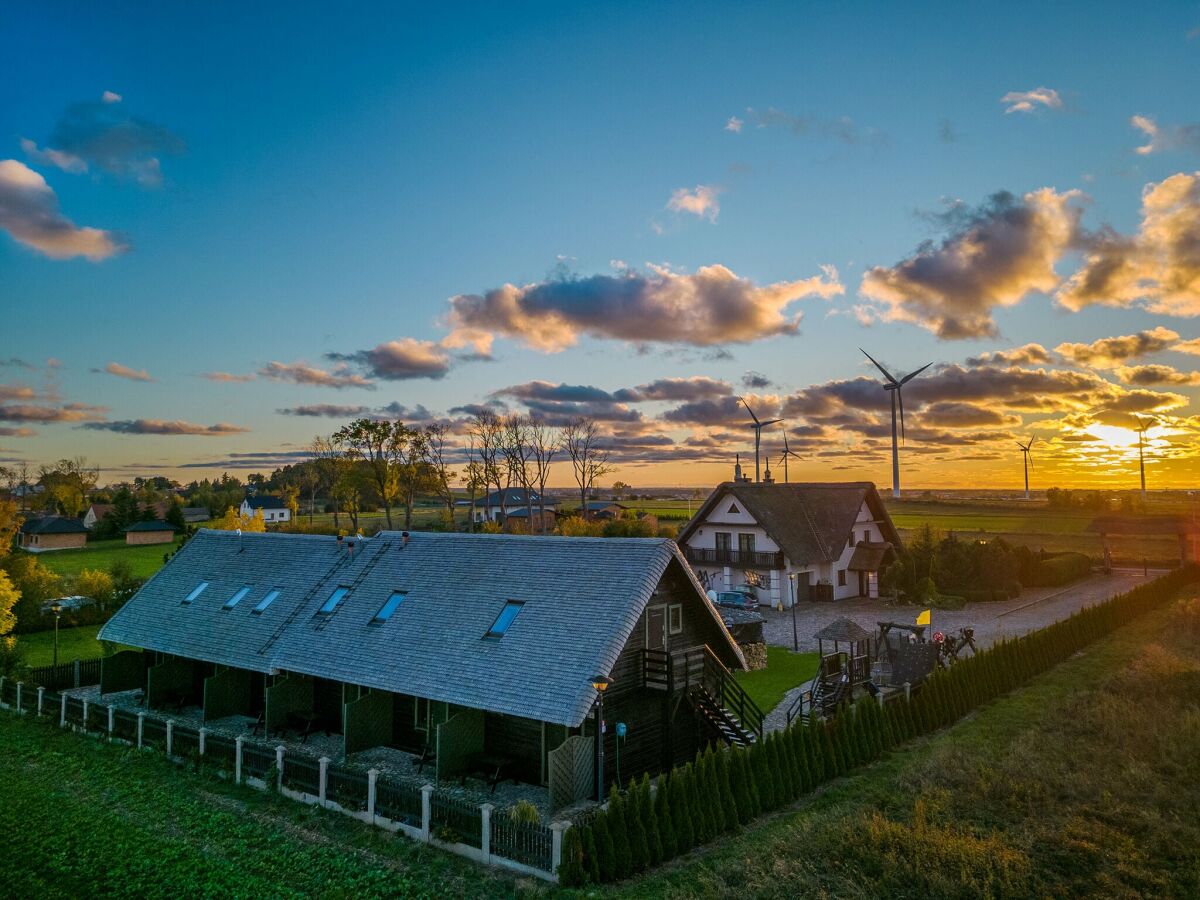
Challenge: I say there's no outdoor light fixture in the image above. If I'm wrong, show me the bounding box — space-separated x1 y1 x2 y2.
51 601 63 673
591 674 613 800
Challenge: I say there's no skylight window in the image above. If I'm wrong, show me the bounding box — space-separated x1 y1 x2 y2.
318 586 350 615
252 589 280 614
223 586 251 609
485 600 524 638
372 591 407 623
182 581 210 605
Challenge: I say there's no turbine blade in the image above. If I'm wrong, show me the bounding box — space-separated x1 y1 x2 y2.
761 418 782 427
899 361 933 385
739 396 761 425
860 348 897 384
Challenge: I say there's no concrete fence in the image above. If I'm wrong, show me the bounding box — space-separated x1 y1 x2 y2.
0 680 565 882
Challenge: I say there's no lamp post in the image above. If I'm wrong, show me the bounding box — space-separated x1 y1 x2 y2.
590 674 612 800
789 574 799 652
51 601 63 679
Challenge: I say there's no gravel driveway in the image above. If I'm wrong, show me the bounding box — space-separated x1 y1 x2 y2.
760 568 1166 653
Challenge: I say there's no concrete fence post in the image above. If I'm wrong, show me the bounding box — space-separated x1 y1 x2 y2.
551 821 569 877
15 681 22 715
137 711 145 748
107 704 115 736
903 681 912 701
420 784 434 842
198 727 207 756
235 736 244 785
318 757 330 806
165 719 174 756
275 745 286 792
73 659 81 689
480 803 493 864
37 686 45 717
0 675 5 707
60 693 68 728
366 768 379 820
877 691 886 708
81 698 89 729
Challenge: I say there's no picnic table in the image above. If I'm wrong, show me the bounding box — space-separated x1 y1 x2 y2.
460 753 516 794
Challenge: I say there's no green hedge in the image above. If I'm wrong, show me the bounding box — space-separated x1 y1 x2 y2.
559 565 1200 886
1023 552 1092 587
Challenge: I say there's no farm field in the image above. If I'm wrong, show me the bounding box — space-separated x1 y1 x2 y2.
600 585 1200 898
32 539 180 580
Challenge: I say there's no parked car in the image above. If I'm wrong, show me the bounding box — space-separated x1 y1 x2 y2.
712 591 756 610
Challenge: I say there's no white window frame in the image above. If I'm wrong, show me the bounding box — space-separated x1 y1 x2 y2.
668 603 683 635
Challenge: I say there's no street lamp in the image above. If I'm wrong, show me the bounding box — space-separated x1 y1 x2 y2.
50 601 63 679
788 574 799 652
590 674 613 799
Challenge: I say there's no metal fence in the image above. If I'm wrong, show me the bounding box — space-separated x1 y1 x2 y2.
22 659 103 691
492 815 554 870
87 703 108 732
173 725 201 758
326 766 368 811
374 778 422 826
19 686 40 714
241 743 275 780
113 708 139 742
430 792 483 848
281 753 321 795
203 734 237 772
0 680 15 705
64 696 85 728
142 717 168 750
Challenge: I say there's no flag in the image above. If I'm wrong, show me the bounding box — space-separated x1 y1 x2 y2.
916 609 931 626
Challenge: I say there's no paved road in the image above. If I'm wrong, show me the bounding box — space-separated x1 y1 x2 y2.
760 568 1166 653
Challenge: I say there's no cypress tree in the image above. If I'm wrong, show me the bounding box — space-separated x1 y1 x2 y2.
745 749 763 818
641 774 663 866
655 771 676 860
671 766 695 851
558 826 587 887
607 786 632 880
714 748 737 833
627 779 650 873
819 721 840 778
582 824 601 884
592 813 616 883
730 748 753 825
793 725 813 793
778 731 798 801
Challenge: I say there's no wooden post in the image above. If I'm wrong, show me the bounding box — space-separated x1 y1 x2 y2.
318 757 330 806
420 784 434 842
480 803 493 864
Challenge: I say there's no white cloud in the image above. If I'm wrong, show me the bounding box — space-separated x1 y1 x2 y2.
101 90 122 104
1130 114 1200 156
725 116 743 133
0 159 125 260
19 138 87 174
667 184 722 222
1000 87 1062 114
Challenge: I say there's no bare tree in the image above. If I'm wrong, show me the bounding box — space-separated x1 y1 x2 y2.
469 410 504 524
564 417 614 521
311 436 344 529
500 414 536 532
528 418 561 535
422 422 457 526
463 433 486 533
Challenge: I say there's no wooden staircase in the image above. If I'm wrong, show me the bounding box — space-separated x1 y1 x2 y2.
785 675 848 726
688 685 757 746
644 645 763 747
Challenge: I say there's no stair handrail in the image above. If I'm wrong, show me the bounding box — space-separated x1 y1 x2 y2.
701 645 763 740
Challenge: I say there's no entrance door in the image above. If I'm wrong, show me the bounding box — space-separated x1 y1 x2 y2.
646 606 667 651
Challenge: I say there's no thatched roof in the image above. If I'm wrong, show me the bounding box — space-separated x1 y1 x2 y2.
813 617 873 643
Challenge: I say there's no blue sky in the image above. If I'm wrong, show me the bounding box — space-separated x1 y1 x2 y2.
3 2 1200 488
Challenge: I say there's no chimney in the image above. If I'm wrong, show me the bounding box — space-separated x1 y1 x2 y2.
401 531 410 549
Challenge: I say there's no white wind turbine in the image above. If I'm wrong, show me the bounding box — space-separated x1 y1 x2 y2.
777 426 802 484
738 397 781 484
861 349 933 499
1016 436 1037 500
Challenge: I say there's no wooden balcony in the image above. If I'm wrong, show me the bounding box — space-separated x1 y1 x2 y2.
682 545 784 569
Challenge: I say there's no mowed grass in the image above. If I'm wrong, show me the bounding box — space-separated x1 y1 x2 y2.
0 716 537 899
732 647 819 714
18 624 134 666
32 539 180 580
598 587 1200 898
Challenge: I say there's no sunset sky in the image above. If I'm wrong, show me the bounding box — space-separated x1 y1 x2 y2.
3 2 1200 490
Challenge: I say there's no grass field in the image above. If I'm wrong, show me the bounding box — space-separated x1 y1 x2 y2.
33 539 180 580
599 586 1200 898
732 647 819 714
17 624 127 666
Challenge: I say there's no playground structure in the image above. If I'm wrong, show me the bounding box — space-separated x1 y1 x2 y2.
787 617 977 724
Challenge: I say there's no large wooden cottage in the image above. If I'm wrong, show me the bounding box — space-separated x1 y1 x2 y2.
676 482 901 606
98 530 756 801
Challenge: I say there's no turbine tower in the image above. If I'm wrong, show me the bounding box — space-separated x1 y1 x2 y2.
861 349 933 499
777 426 802 484
1135 416 1153 499
1016 437 1037 500
738 397 781 484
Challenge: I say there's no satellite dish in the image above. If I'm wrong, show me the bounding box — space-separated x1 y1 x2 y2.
236 528 242 537
706 589 718 602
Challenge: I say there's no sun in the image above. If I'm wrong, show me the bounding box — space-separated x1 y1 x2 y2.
1086 424 1142 447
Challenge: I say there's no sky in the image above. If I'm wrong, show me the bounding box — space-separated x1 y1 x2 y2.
3 1 1200 490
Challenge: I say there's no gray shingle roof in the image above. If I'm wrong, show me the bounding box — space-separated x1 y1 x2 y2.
677 482 901 566
124 520 177 532
20 516 88 535
481 488 557 507
99 529 740 727
242 495 286 509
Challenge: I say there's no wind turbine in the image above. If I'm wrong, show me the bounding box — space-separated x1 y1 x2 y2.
777 426 802 484
1134 416 1154 499
738 397 781 484
1016 437 1037 500
860 349 933 499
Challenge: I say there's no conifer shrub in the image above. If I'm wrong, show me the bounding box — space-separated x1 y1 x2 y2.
582 825 600 884
592 813 616 882
606 786 632 880
626 778 650 873
558 826 587 887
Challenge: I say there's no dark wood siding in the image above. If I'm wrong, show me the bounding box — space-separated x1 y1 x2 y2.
484 712 543 784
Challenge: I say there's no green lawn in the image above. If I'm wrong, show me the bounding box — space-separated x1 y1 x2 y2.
598 587 1200 898
18 624 131 666
32 539 180 580
732 647 819 714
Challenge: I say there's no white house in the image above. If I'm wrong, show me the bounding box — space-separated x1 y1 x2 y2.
239 495 291 524
675 481 901 607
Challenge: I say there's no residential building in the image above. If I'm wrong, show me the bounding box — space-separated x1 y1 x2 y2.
124 520 178 545
239 495 291 524
98 530 757 798
471 488 558 525
676 481 901 606
18 516 88 552
579 501 627 520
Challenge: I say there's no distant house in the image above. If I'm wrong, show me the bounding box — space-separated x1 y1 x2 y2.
83 503 114 529
239 495 291 524
676 481 901 606
19 516 88 552
472 488 557 525
99 530 755 798
124 520 178 546
580 501 627 520
181 507 210 524
499 507 559 533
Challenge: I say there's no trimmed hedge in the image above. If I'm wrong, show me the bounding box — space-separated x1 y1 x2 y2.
1023 551 1092 587
561 565 1200 886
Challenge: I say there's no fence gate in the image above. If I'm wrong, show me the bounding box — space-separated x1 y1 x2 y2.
548 735 594 811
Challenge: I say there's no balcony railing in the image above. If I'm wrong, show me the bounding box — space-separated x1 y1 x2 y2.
682 546 784 569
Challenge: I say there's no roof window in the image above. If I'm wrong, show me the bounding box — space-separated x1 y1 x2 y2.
318 586 350 615
182 581 209 605
252 589 281 614
223 586 251 609
485 600 524 638
372 591 407 623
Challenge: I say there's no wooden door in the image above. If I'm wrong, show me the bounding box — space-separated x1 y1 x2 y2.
646 606 667 651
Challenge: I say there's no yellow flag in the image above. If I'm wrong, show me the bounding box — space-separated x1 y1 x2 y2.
916 609 931 627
